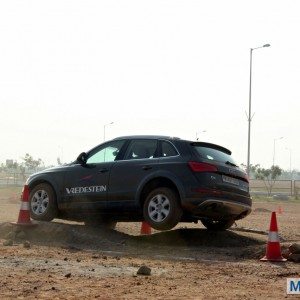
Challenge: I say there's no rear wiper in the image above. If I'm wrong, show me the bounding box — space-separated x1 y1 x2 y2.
225 161 238 167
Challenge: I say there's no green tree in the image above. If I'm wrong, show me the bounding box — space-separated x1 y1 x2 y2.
254 165 283 196
22 153 43 171
0 162 6 172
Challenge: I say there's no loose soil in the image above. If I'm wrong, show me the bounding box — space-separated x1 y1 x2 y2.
0 187 299 299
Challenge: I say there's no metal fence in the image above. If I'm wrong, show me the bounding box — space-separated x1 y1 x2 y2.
0 172 31 187
294 180 300 197
0 172 299 197
250 179 295 196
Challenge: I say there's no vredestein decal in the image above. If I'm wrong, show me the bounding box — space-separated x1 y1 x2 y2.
66 186 107 194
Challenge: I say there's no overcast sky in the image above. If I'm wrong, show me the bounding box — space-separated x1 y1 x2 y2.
0 1 299 170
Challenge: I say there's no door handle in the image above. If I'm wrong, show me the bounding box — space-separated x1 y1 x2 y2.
142 165 152 171
98 168 109 173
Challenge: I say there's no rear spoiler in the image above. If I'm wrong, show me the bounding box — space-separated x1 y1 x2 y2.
190 142 232 155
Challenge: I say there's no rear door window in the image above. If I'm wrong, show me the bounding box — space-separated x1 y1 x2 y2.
161 141 178 157
124 140 158 160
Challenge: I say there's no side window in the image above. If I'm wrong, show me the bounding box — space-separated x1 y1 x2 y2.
86 140 125 164
124 140 158 160
161 141 178 157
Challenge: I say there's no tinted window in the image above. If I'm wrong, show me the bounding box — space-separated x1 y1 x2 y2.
87 140 125 164
193 145 237 165
161 141 178 157
124 140 158 160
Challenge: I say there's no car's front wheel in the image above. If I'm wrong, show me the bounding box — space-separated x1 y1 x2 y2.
201 219 235 231
143 187 182 231
29 183 58 221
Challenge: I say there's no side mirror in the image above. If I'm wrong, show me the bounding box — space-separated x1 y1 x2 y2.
76 152 87 165
112 150 119 157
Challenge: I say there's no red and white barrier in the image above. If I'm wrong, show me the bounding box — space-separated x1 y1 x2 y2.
260 212 286 262
11 185 37 227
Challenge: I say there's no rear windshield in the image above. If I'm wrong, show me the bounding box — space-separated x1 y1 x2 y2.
192 145 237 165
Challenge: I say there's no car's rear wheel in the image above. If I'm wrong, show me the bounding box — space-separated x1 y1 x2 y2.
201 219 235 231
29 183 58 221
143 187 182 231
84 220 117 230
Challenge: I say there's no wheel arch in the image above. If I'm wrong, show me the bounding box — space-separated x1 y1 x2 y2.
136 172 185 207
28 177 60 205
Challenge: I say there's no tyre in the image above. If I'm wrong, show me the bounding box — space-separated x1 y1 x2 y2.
201 219 235 231
143 187 182 231
29 183 58 221
84 220 117 230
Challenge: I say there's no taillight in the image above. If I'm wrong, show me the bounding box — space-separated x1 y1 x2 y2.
188 161 218 172
21 185 30 201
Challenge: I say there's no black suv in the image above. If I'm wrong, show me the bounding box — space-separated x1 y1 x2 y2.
26 135 251 231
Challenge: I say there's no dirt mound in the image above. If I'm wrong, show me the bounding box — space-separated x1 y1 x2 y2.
0 222 129 250
0 221 264 252
135 228 264 248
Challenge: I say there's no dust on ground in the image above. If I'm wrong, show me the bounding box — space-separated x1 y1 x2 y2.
0 187 299 299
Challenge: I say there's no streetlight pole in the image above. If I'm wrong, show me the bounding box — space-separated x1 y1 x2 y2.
103 122 114 142
246 43 270 176
272 136 283 167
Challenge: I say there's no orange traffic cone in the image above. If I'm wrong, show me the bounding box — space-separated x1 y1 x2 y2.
140 221 151 235
11 185 37 227
260 212 286 262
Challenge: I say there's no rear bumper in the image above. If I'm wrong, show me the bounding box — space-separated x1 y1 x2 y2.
182 192 252 220
195 199 251 220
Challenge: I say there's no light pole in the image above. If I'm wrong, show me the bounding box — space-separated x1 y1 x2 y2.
196 130 206 141
272 136 283 167
246 43 270 176
285 147 292 179
103 122 114 142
